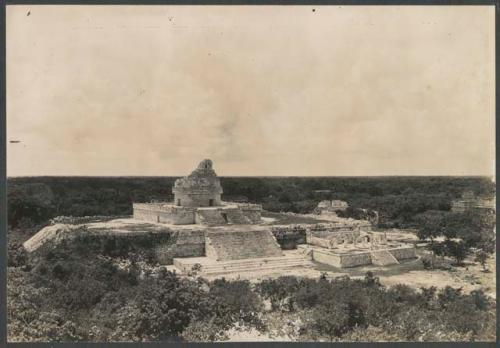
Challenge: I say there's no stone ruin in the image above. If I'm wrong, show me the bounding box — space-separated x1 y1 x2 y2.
314 200 349 215
298 224 416 268
23 158 417 276
133 159 262 226
306 226 388 250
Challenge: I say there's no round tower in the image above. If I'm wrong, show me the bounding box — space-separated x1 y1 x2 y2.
172 159 223 207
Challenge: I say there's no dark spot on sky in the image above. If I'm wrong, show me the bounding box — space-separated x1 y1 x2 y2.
312 9 316 12
27 11 30 16
10 140 21 143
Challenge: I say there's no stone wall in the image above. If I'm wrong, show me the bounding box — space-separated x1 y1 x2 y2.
133 203 196 225
306 235 332 249
270 226 307 249
239 206 262 224
25 221 207 265
338 252 373 267
310 248 343 267
389 246 417 260
306 246 415 268
309 249 373 268
50 215 128 225
173 191 222 208
133 203 261 226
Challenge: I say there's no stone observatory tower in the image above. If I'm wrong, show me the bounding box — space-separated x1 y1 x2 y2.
172 159 223 207
133 159 261 225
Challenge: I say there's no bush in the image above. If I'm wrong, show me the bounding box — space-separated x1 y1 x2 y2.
308 300 351 340
444 240 469 265
205 279 264 330
181 317 228 342
7 242 28 268
474 250 489 272
256 276 300 311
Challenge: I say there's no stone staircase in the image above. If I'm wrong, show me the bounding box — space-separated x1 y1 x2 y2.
173 253 314 275
370 250 399 266
224 210 252 225
205 229 283 261
196 209 227 226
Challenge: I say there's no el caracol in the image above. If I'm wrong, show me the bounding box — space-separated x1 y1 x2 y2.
23 159 417 277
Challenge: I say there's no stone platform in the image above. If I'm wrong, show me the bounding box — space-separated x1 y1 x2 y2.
133 202 262 226
172 250 314 276
298 243 417 268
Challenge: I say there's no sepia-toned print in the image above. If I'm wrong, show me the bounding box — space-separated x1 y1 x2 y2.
6 5 496 343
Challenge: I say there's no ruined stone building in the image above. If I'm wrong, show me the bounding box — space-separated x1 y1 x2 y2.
23 159 417 276
133 159 262 225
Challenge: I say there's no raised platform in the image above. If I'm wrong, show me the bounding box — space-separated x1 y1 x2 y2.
298 244 417 268
173 250 314 276
133 202 262 226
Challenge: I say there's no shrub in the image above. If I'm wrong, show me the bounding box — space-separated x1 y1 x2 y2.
308 300 351 340
474 250 489 272
7 242 28 267
256 276 300 311
206 279 264 329
444 240 469 265
109 270 205 341
181 317 228 342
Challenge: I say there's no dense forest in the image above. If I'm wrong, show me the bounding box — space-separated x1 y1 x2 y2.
7 175 495 229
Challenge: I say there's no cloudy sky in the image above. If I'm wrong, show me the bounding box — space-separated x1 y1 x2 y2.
7 5 495 176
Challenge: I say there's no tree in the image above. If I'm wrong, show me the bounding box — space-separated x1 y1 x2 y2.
414 211 448 268
206 279 264 329
474 250 489 272
363 271 381 288
310 300 351 340
444 240 468 266
429 242 446 260
256 276 300 311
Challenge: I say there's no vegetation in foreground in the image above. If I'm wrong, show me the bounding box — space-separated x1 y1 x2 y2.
7 233 496 342
7 176 496 342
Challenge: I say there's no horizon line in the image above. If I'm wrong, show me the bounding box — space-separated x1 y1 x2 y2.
7 174 495 179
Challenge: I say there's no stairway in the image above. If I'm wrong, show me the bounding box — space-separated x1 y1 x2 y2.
370 250 399 266
196 209 227 226
224 210 252 225
174 253 314 275
205 229 283 260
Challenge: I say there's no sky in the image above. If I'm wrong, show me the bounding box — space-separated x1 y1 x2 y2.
7 5 495 177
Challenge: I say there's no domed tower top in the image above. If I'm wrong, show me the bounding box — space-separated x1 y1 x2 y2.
197 159 213 170
172 159 223 207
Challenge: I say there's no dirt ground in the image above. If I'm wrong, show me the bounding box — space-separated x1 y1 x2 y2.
313 248 496 298
190 247 495 301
